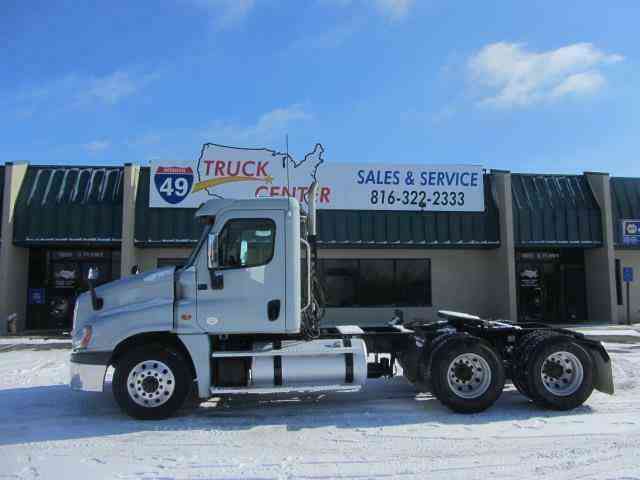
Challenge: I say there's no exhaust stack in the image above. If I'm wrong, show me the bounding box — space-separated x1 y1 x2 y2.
307 181 318 237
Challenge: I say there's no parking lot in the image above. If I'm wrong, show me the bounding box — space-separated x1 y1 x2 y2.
1 340 639 480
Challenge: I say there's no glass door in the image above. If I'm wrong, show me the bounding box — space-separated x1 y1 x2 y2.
517 250 588 324
517 262 544 322
561 265 587 322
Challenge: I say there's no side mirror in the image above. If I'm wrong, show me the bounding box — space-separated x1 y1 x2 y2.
130 265 140 275
87 267 99 282
207 233 219 270
86 267 103 311
207 233 224 290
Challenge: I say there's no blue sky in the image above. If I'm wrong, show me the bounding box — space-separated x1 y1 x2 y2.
2 0 639 175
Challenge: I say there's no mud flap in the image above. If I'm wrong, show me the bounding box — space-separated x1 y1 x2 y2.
585 344 614 395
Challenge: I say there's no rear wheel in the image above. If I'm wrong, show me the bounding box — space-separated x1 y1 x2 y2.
525 339 594 410
429 337 505 413
512 330 556 400
113 346 192 420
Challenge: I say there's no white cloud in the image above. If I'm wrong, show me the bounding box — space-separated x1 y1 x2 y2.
9 69 157 114
549 71 605 98
318 0 414 21
204 104 312 143
468 42 623 108
304 22 361 50
189 0 255 29
130 132 163 146
83 140 111 153
286 15 363 53
253 105 311 134
80 71 156 105
374 0 414 20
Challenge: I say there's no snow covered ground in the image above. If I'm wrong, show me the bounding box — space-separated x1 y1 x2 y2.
0 342 639 480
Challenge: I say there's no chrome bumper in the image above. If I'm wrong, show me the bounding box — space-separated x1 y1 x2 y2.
70 360 107 392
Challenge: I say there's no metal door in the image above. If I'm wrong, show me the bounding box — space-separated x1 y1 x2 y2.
195 209 286 334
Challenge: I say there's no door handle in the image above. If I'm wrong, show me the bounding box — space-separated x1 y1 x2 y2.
267 299 281 321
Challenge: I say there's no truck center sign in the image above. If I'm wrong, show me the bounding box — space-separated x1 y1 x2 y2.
149 143 485 212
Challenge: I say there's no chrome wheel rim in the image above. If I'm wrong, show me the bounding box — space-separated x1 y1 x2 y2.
126 360 175 408
447 353 492 399
540 351 584 397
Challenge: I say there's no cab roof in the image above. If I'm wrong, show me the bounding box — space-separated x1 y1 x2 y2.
195 196 298 218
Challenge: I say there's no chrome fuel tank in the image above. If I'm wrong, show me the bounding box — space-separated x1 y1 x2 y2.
250 338 368 389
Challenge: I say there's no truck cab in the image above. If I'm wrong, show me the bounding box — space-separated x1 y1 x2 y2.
180 197 302 335
71 196 366 418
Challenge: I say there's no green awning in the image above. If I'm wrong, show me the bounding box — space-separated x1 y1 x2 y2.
136 170 499 248
13 166 123 245
611 177 640 248
135 167 203 246
512 174 602 247
316 174 500 248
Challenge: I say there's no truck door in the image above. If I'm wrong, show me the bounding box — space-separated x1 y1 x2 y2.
196 210 286 334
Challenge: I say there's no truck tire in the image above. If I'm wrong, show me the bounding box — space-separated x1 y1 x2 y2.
112 345 192 420
523 337 594 411
511 376 532 400
420 331 459 394
512 330 557 400
429 336 505 414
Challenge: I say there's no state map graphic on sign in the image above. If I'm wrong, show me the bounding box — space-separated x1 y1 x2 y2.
194 142 325 202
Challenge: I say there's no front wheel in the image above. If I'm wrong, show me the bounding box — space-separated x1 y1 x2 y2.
430 337 505 413
112 346 192 420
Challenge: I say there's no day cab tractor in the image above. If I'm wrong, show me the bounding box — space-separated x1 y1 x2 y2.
70 185 614 419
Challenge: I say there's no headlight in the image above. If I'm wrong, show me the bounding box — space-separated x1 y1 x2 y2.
79 326 93 349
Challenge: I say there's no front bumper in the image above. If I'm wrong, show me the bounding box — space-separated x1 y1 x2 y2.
69 351 110 392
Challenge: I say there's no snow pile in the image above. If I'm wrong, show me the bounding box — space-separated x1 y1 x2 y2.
0 343 639 479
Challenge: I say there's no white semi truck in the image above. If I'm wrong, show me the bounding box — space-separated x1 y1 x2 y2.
70 186 614 419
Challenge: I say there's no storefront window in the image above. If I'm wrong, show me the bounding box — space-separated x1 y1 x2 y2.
359 260 395 306
395 259 432 306
319 259 431 308
320 260 358 307
27 248 120 331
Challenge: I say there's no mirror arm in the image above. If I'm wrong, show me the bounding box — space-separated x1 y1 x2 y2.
300 239 312 312
89 281 103 311
209 268 224 290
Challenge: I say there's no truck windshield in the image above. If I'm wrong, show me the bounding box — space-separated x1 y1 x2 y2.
179 221 212 270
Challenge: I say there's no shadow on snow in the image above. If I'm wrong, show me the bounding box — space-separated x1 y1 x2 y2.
0 377 595 447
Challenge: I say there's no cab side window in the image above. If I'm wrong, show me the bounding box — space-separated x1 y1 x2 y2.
218 219 276 268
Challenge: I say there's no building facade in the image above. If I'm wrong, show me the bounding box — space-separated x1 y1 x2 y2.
1 162 639 333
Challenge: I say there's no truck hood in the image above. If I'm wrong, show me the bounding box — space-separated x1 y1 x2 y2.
73 267 175 340
95 267 176 310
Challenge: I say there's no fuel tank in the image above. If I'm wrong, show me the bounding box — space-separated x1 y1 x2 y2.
250 338 368 389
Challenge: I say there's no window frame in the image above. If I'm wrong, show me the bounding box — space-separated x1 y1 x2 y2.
157 258 189 269
216 218 277 270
